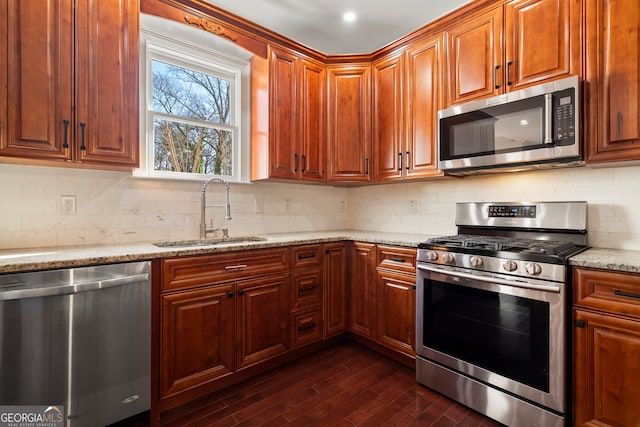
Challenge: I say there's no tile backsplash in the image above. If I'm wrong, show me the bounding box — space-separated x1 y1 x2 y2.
1 163 639 250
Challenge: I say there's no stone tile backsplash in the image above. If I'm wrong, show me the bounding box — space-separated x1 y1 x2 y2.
1 163 639 250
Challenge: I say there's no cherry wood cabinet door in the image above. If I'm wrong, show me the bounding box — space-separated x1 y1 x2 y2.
298 58 326 182
236 274 289 369
268 47 298 179
584 0 640 163
75 0 139 166
405 34 444 179
348 242 377 338
377 271 415 356
327 64 371 182
446 6 502 106
160 284 235 399
2 0 74 160
323 242 348 338
504 0 580 91
372 53 404 182
573 308 640 426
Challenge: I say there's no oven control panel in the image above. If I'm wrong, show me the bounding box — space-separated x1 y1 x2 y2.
488 205 537 218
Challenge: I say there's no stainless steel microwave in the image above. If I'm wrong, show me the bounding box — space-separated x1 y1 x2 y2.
438 75 581 175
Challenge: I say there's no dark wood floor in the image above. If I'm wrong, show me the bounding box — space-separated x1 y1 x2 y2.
134 342 504 426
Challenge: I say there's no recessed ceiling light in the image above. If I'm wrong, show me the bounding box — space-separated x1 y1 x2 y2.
343 11 357 23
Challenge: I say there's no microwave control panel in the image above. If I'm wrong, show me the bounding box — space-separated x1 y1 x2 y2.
553 87 576 145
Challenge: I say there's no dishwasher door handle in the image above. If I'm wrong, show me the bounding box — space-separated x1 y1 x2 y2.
0 273 150 301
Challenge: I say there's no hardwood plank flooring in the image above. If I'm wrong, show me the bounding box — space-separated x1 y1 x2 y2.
127 342 504 427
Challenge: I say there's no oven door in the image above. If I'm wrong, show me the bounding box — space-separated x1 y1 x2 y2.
416 263 566 413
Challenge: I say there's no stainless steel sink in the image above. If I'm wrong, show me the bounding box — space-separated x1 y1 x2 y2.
153 236 267 248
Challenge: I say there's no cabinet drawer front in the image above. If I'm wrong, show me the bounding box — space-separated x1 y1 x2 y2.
290 244 323 269
377 246 417 274
574 268 640 318
162 248 289 292
290 305 322 349
290 268 323 309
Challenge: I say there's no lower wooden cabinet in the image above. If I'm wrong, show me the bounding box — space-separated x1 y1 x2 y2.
348 242 378 338
573 267 640 426
323 242 348 338
160 284 235 398
376 270 416 356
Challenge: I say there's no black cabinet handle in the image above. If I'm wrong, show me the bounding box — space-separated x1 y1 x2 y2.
79 122 86 151
494 65 501 89
575 319 586 328
238 289 245 296
614 290 640 300
298 285 317 293
390 257 405 263
227 291 234 298
507 61 513 86
325 249 330 255
398 152 402 171
298 322 316 332
294 153 298 172
406 151 410 170
301 154 306 173
365 157 369 175
298 253 316 260
62 119 70 148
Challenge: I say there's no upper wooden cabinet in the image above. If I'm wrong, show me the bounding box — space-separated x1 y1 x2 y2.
0 0 139 167
584 0 640 164
372 34 444 182
327 64 372 183
252 46 326 182
446 0 580 106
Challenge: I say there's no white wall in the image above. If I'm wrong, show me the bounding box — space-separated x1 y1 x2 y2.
2 163 640 250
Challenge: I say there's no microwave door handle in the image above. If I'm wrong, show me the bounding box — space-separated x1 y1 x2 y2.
544 93 553 144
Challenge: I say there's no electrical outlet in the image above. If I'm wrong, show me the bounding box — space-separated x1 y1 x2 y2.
408 199 417 214
284 199 292 211
337 199 346 212
61 195 77 214
254 196 264 214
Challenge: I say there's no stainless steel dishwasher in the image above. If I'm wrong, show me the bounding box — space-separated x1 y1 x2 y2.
0 261 150 426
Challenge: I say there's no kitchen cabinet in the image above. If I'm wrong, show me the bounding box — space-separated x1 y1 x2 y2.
348 242 378 338
583 0 640 164
573 267 640 426
376 246 416 357
372 34 444 182
327 64 371 183
289 244 323 349
323 242 348 338
256 46 325 181
159 248 289 410
446 0 580 106
0 0 139 166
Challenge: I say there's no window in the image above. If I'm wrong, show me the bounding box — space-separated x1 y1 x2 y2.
137 14 252 182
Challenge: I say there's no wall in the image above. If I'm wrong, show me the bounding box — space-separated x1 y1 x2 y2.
0 164 348 249
347 164 640 250
2 163 640 250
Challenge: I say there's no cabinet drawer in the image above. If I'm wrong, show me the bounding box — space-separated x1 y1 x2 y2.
290 305 322 349
162 248 289 292
377 245 417 274
290 244 323 269
290 268 323 309
574 268 640 318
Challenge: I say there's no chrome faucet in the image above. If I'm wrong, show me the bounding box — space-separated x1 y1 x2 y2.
200 177 231 240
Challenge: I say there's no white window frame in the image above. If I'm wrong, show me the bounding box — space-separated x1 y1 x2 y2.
136 14 252 183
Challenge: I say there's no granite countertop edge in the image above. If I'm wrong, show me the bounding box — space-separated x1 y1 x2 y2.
0 230 430 274
1 231 639 275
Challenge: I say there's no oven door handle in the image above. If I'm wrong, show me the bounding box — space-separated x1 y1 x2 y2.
417 264 562 293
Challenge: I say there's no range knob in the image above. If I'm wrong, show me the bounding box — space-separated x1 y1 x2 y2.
442 253 455 264
470 256 484 267
503 260 518 272
525 262 542 276
426 251 439 261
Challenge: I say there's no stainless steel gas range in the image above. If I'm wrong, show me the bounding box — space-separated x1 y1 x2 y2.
416 201 588 427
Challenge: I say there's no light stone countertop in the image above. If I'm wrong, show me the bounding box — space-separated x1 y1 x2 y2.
1 230 638 275
568 247 640 274
0 230 431 274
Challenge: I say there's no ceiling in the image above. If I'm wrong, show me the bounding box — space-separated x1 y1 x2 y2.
204 0 473 55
